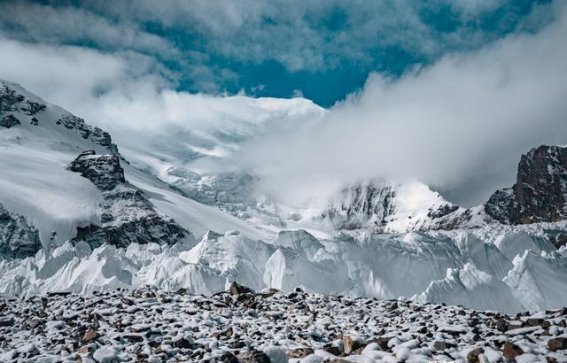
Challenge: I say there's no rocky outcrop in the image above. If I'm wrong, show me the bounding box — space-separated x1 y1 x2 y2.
0 83 118 154
0 204 41 258
486 145 567 224
0 114 20 128
56 115 118 154
0 85 24 113
67 150 125 190
68 151 190 248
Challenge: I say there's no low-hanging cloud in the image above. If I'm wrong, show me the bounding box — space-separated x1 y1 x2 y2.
235 2 567 207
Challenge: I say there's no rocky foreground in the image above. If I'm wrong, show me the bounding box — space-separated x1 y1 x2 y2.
0 285 566 363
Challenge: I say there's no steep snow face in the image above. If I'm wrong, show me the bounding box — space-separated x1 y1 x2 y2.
417 263 526 312
321 180 488 233
505 250 567 311
111 96 326 215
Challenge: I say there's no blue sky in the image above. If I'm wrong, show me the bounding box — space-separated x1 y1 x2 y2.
0 0 554 106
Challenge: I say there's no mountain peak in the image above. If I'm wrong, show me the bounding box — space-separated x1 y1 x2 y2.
486 145 567 224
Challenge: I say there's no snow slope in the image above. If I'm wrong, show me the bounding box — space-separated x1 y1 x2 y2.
0 80 269 249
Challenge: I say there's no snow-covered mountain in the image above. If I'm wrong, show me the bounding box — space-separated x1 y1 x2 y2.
1 80 567 314
0 80 269 252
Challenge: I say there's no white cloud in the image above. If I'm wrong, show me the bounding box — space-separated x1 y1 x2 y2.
0 36 169 112
0 2 176 56
236 2 567 206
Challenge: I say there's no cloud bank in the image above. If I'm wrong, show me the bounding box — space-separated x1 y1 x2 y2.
236 2 567 206
0 0 552 103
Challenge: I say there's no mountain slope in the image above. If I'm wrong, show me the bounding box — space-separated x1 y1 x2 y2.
0 80 269 254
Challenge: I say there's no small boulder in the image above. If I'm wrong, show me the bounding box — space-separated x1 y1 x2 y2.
343 336 365 355
238 350 271 363
93 346 117 363
83 329 98 342
219 351 240 363
467 347 484 363
173 336 193 349
229 281 255 296
287 347 314 358
322 343 342 356
548 337 567 351
502 341 523 360
0 317 14 327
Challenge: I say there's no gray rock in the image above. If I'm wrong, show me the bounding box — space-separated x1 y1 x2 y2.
67 151 125 191
0 203 41 258
68 151 190 249
0 114 20 128
228 281 255 296
486 145 567 224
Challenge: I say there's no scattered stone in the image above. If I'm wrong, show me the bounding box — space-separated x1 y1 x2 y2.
0 317 14 327
83 329 98 342
343 335 365 355
322 343 342 356
173 336 193 349
502 341 524 360
93 346 117 363
467 347 484 363
0 287 564 362
287 347 314 358
548 337 567 351
238 350 271 363
229 281 255 296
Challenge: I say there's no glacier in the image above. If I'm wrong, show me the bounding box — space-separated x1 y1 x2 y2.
1 226 566 314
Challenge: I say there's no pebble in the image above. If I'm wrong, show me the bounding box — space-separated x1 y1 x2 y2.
0 286 565 362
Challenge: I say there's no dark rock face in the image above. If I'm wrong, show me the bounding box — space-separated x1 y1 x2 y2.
0 85 24 113
0 204 41 258
0 114 20 128
21 100 46 116
74 214 187 249
228 281 255 296
486 146 567 224
56 115 118 154
0 84 43 129
68 151 190 248
68 151 125 191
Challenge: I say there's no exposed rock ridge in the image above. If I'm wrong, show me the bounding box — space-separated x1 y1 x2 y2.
0 203 41 258
486 145 567 224
0 83 118 153
68 151 191 248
